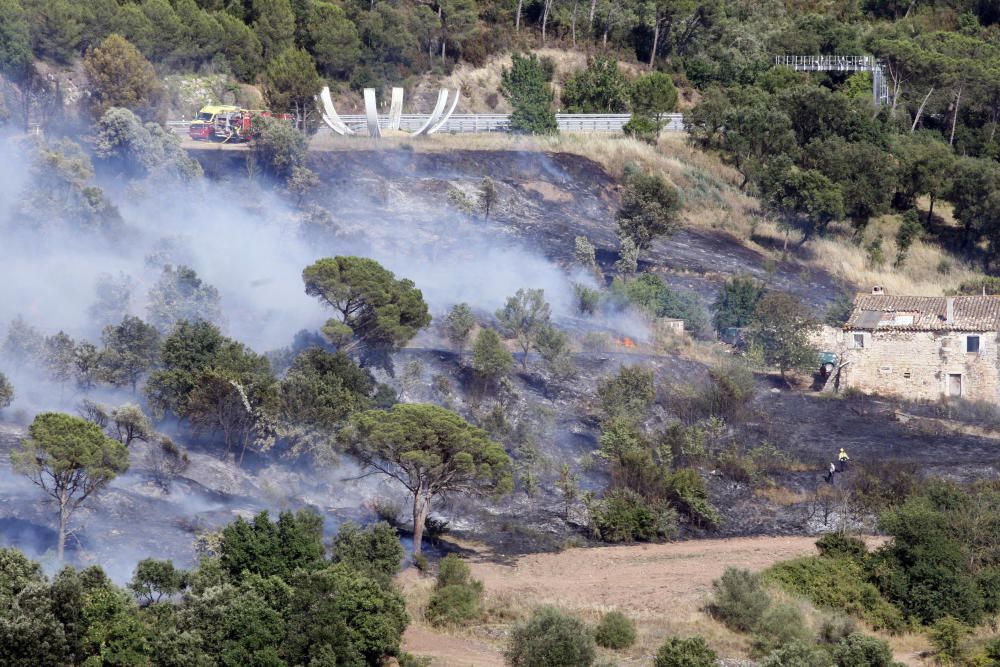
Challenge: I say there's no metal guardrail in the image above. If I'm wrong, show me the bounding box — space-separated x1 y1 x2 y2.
773 55 880 71
167 112 685 136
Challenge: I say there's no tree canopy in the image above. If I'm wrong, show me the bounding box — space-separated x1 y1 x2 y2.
302 257 431 370
500 53 557 135
616 171 683 253
342 403 512 555
11 412 129 559
84 34 161 120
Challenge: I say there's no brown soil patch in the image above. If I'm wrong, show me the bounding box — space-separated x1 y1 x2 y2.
403 625 504 667
400 536 823 665
520 180 573 203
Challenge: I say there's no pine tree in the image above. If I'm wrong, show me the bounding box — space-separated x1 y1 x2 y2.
253 0 295 60
84 34 161 119
307 2 361 77
500 53 558 135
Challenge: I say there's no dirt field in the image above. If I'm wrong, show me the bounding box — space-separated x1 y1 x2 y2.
399 536 826 666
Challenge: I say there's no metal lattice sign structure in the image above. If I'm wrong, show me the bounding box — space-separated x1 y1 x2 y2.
773 56 891 107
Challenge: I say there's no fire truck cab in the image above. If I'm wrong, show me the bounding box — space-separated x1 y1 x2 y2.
189 105 296 142
188 105 242 141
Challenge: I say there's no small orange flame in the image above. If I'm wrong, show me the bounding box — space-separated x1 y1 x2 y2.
619 337 636 348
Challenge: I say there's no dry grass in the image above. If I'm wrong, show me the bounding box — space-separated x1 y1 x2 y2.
755 486 811 505
436 48 647 114
307 129 986 297
885 632 933 666
397 536 825 665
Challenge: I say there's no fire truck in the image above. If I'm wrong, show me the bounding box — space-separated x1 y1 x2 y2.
188 105 294 143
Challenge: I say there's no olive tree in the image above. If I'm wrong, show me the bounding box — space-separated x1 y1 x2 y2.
496 288 551 370
11 412 129 559
111 404 154 448
616 171 682 256
99 315 160 392
746 292 819 381
342 403 512 555
445 303 476 354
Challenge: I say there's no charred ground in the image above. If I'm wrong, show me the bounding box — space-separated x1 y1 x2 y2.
2 142 997 575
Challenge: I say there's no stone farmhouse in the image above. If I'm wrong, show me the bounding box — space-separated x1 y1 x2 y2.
829 289 1000 401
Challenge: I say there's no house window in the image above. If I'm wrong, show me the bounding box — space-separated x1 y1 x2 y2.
853 333 865 349
967 336 980 353
949 374 963 397
903 371 912 379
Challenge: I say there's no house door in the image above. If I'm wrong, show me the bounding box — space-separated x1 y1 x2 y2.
948 373 963 397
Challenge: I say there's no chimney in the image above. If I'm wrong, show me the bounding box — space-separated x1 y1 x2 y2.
946 297 955 325
871 285 884 295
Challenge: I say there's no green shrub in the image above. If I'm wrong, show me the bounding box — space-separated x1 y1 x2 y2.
873 491 985 625
715 444 762 486
653 636 717 667
815 533 867 560
436 554 471 588
698 358 756 420
426 584 483 627
623 114 659 143
608 273 710 338
414 554 429 572
712 275 765 333
708 568 770 632
425 554 483 627
588 488 678 543
500 53 558 135
750 603 813 657
817 611 857 645
976 565 1000 614
594 610 636 649
951 276 1000 295
663 468 720 528
331 521 404 583
398 652 432 667
929 616 970 665
765 556 905 632
983 637 1000 664
505 606 596 667
832 633 896 667
759 641 833 667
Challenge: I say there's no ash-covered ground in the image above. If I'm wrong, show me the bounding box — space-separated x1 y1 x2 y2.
2 145 996 579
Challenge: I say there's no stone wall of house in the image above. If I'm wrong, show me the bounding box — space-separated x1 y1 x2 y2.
837 329 1000 401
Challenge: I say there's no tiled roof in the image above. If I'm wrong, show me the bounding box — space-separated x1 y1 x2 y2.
845 295 1000 332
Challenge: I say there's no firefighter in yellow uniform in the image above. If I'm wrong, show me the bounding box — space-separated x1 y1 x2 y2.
838 448 850 472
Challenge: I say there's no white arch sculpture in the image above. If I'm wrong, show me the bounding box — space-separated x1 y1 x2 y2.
388 87 403 131
363 88 381 139
319 86 460 138
320 86 354 135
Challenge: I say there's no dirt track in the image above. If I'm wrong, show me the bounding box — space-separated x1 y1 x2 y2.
400 536 824 666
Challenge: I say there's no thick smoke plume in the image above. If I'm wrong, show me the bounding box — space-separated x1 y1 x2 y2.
0 130 616 580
